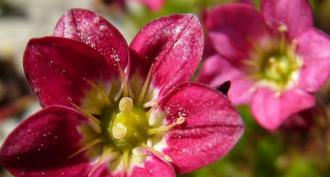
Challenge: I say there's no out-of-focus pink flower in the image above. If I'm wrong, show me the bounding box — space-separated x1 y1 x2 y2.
137 0 165 11
100 0 165 11
199 0 330 130
0 9 243 177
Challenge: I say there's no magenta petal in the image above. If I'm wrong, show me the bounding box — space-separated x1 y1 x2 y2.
24 37 114 107
251 87 315 130
205 4 269 62
89 156 174 177
261 0 313 38
0 106 90 177
197 55 254 105
54 8 129 70
297 29 330 92
160 83 244 174
131 156 175 177
130 14 203 96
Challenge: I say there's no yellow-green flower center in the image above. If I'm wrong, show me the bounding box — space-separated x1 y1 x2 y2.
109 97 149 150
246 29 302 91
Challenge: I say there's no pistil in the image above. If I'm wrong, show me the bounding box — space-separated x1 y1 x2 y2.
119 97 133 112
112 123 128 139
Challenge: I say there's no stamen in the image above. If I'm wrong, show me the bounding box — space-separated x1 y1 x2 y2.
117 64 129 97
89 148 120 175
68 138 103 158
141 144 172 163
148 109 164 126
82 78 111 105
112 123 127 139
137 64 154 106
70 102 102 134
148 116 185 135
248 37 264 55
121 150 130 177
132 147 145 156
278 25 288 53
278 25 288 32
119 97 134 112
143 99 157 109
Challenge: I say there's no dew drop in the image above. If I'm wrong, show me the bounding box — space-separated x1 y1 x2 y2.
33 88 41 93
99 25 107 31
93 16 101 23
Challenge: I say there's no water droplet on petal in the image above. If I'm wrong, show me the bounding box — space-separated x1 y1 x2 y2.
33 88 41 93
99 25 107 31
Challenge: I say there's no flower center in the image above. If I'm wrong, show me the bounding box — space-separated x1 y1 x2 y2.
109 97 149 150
247 29 302 90
70 71 186 176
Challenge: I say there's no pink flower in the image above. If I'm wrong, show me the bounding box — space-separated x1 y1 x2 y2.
102 0 165 11
198 0 330 130
0 9 243 177
137 0 164 11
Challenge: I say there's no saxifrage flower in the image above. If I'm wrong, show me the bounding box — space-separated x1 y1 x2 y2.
103 0 164 11
0 9 244 177
198 0 330 130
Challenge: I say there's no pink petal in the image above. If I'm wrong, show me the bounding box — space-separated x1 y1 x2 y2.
297 29 330 92
54 8 129 70
197 55 254 105
159 83 244 174
130 14 203 96
228 77 254 105
0 106 90 177
23 37 115 108
89 156 174 177
205 3 269 62
251 87 315 131
131 156 175 177
261 0 313 38
203 35 218 59
137 0 165 11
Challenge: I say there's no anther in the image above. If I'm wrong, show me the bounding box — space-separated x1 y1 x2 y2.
278 25 287 32
119 97 133 112
176 115 185 124
112 123 127 139
269 57 276 64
